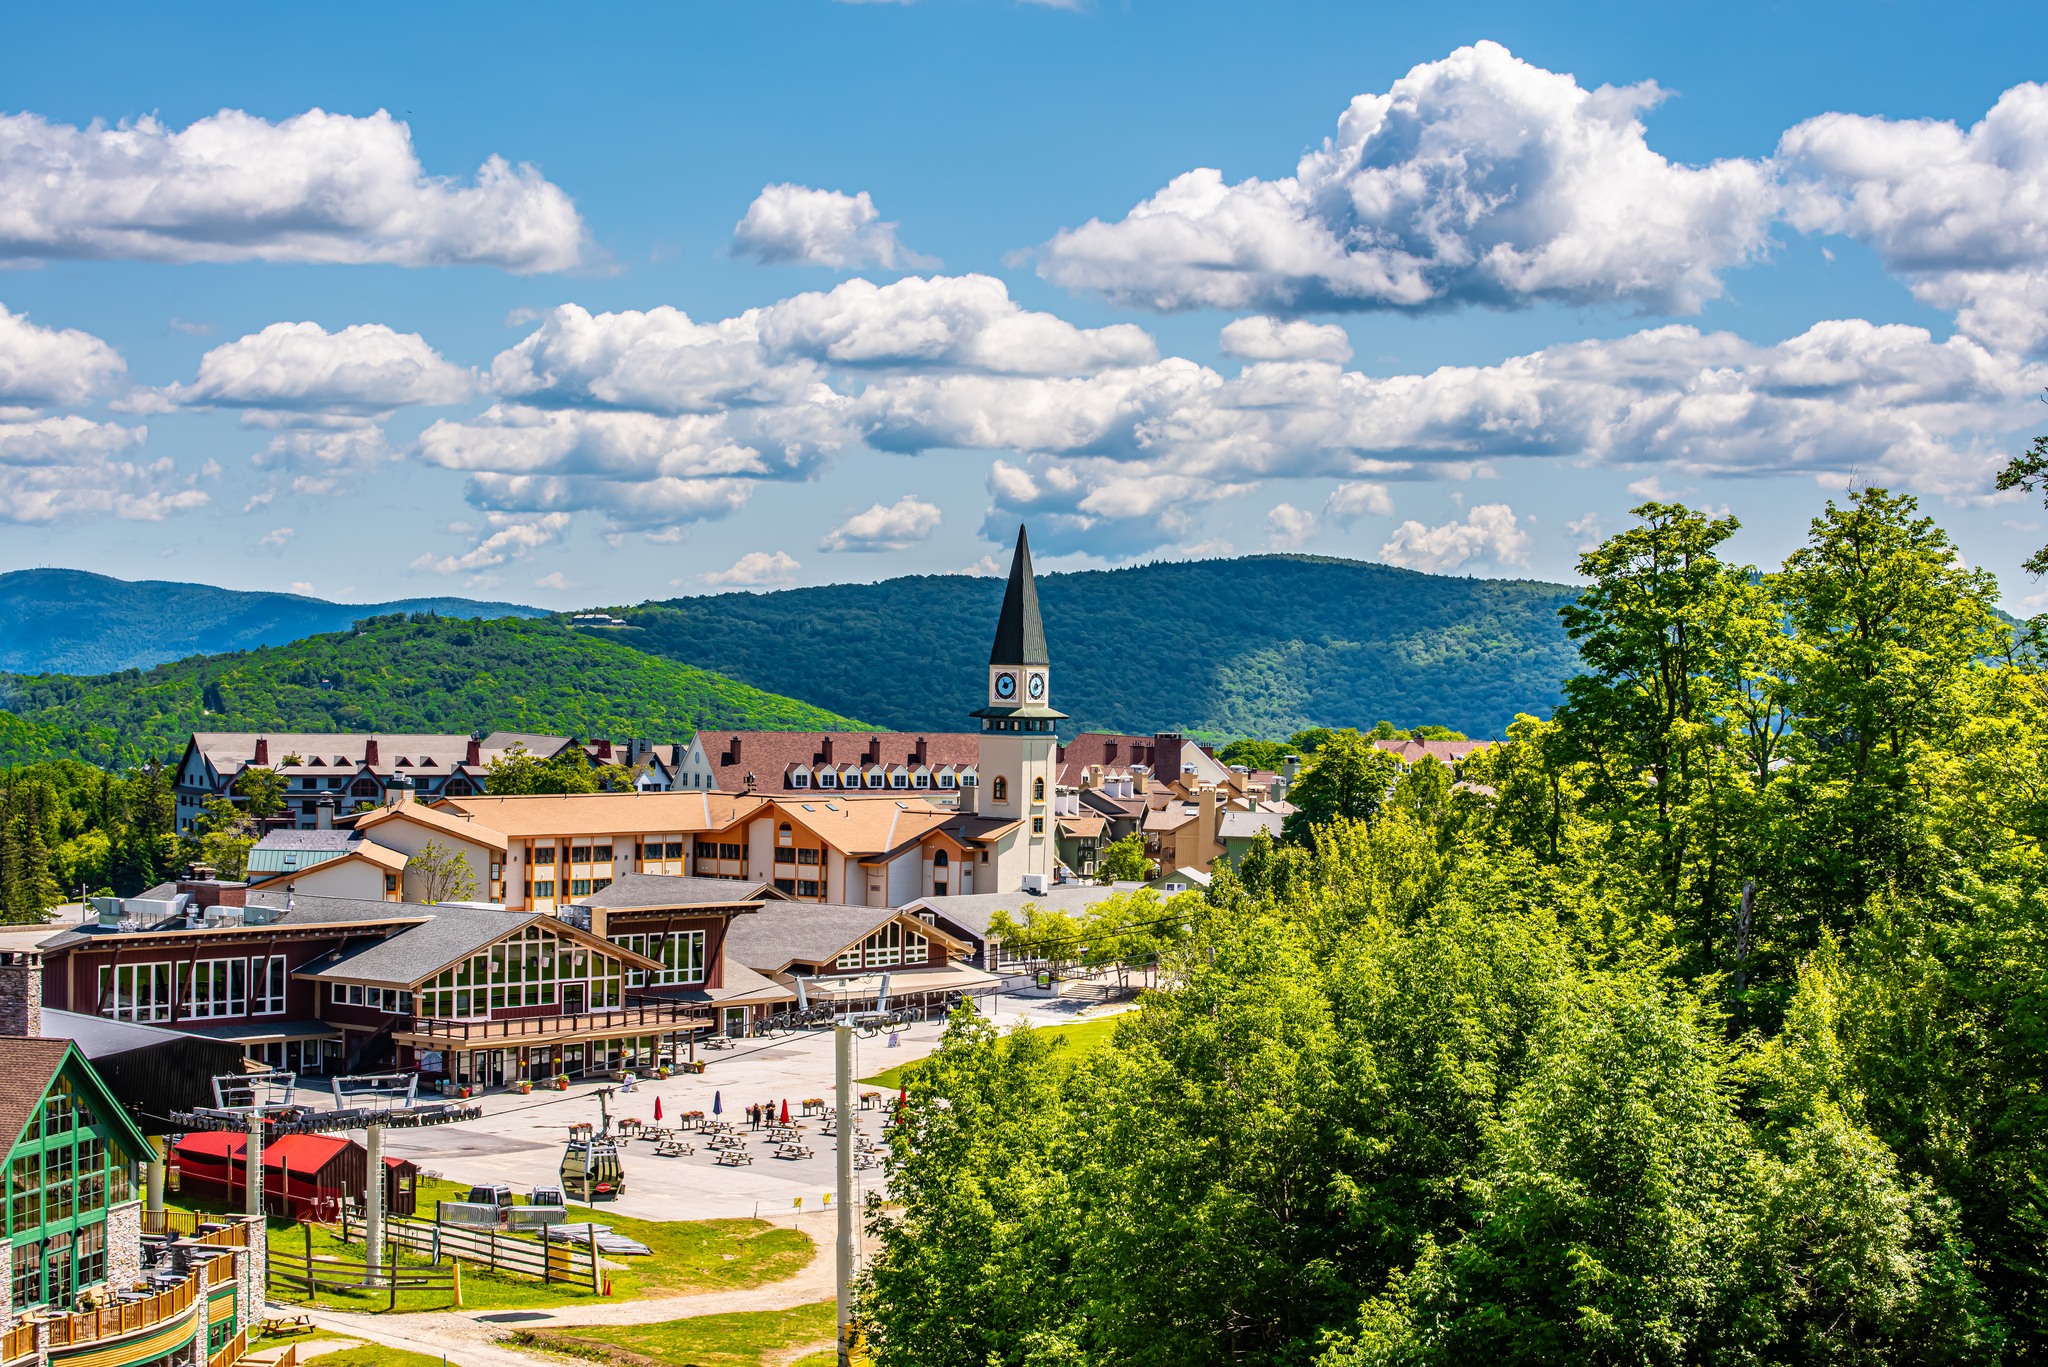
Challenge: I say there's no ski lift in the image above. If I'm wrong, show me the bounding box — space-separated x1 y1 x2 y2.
560 1088 625 1202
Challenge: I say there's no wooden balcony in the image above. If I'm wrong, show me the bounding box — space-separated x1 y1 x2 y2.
396 1000 710 1047
3 1322 36 1364
45 1275 195 1350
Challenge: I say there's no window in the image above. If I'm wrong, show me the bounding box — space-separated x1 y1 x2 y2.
774 847 796 864
664 841 682 859
347 984 365 1006
835 922 929 970
45 1147 73 1222
797 848 820 866
797 880 821 898
534 846 557 865
938 773 956 789
186 958 248 1018
11 1243 35 1309
10 1154 39 1232
384 873 398 894
777 822 793 846
1033 777 1045 802
694 841 718 860
991 777 1008 803
97 962 172 1022
592 844 613 862
253 955 287 1013
533 879 556 898
817 772 836 788
1032 817 1045 834
866 771 883 788
718 843 742 860
593 877 611 892
75 1223 105 1288
933 849 949 867
571 879 594 896
890 772 908 788
775 877 796 894
570 845 592 864
76 1138 106 1211
611 930 705 986
791 771 810 788
915 772 930 789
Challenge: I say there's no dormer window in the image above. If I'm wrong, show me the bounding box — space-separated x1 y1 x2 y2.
914 772 930 789
866 770 883 789
792 770 810 789
819 772 837 789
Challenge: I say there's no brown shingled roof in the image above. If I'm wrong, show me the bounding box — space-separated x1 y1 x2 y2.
702 732 981 795
0 1039 73 1151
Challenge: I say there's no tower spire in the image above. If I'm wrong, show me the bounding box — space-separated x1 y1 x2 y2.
989 525 1049 666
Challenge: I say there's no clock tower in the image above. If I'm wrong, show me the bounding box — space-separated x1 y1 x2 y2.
971 525 1062 890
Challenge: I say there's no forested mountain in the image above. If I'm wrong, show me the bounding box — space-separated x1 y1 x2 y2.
0 614 865 769
0 568 544 674
612 556 1580 739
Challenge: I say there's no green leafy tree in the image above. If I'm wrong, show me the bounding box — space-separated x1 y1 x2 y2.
192 796 256 880
407 838 477 904
1095 832 1151 884
1994 424 2048 579
232 764 287 818
1281 731 1404 846
484 743 602 795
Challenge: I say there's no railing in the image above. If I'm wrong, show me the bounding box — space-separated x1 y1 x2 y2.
2 1322 36 1364
141 1211 253 1250
400 1001 709 1044
207 1325 247 1367
45 1277 195 1348
204 1255 238 1288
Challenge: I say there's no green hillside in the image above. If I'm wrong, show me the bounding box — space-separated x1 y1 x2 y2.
609 556 1581 739
0 568 545 675
0 614 866 769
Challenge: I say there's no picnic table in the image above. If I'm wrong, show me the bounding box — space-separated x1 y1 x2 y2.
707 1134 746 1151
655 1138 694 1157
715 1150 753 1166
261 1315 315 1337
774 1144 814 1160
766 1126 800 1142
855 1152 880 1171
703 1035 737 1050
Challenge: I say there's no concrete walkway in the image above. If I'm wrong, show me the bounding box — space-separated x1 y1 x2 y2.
297 1211 843 1367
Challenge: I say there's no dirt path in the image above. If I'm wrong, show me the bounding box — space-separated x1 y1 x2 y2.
297 1213 843 1367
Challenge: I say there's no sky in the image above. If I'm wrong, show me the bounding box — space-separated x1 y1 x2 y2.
2 0 2046 611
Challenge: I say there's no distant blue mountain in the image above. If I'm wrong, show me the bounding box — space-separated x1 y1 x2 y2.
0 568 546 675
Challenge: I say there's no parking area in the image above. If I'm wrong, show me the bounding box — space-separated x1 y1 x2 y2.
372 990 1122 1221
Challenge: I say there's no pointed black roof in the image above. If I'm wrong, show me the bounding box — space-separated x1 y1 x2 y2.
988 525 1050 666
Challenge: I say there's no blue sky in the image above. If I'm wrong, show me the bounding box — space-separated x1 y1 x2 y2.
2 0 2045 610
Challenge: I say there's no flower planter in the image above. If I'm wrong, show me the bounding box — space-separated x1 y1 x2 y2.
516 1082 533 1095
553 1076 571 1091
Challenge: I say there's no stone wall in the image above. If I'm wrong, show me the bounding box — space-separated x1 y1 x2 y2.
106 1199 143 1293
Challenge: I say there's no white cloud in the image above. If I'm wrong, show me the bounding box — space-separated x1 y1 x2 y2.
0 108 585 271
1264 501 1319 549
0 415 202 524
732 184 933 270
410 512 572 575
1627 475 1678 500
700 550 801 588
1380 503 1531 573
1036 41 1773 315
1568 511 1605 550
158 322 473 424
533 571 575 591
819 495 943 551
1779 81 2048 353
289 581 316 594
0 304 125 407
1324 480 1395 522
255 526 295 553
1219 316 1353 363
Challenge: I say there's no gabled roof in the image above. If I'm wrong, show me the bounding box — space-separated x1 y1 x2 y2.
246 839 408 892
904 882 1145 942
723 903 969 974
1057 815 1107 839
436 791 767 838
988 524 1049 666
353 800 510 852
771 797 959 858
0 1038 151 1159
295 902 660 986
1373 738 1493 765
1217 810 1284 842
182 732 568 780
695 732 981 796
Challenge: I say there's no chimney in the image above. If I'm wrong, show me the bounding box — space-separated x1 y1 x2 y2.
466 737 482 765
866 737 881 765
0 952 41 1039
596 739 613 761
316 798 335 830
386 776 415 807
176 877 247 911
914 737 928 766
1104 740 1118 765
818 736 832 764
364 738 380 767
253 737 269 766
729 736 743 765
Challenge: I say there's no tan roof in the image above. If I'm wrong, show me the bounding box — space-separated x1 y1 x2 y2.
436 791 768 838
1058 815 1107 839
355 800 511 852
247 839 409 891
764 796 958 858
1373 738 1493 765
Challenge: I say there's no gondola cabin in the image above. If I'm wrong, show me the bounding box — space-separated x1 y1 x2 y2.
559 1122 624 1202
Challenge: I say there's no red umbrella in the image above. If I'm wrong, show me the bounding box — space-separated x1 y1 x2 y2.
897 1086 908 1121
779 1099 791 1126
654 1096 664 1123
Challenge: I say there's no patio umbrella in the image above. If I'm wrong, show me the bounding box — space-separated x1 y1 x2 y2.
654 1096 664 1123
713 1090 723 1116
779 1099 791 1126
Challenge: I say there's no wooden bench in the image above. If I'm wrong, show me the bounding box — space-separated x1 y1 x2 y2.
774 1145 813 1160
261 1315 315 1337
715 1150 753 1166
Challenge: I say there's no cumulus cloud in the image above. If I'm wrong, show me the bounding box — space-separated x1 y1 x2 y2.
0 304 125 407
1037 41 1773 315
1779 81 2048 353
1324 480 1395 522
533 571 575 591
256 526 295 553
0 416 203 523
1264 502 1318 549
0 108 585 271
1568 511 1605 550
410 512 572 575
819 495 943 551
700 550 802 588
156 322 474 425
1380 503 1531 573
1219 316 1353 363
732 184 933 270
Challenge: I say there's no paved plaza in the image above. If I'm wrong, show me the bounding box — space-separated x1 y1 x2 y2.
374 989 1125 1221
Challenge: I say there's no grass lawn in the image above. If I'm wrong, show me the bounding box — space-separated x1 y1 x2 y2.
170 1177 811 1312
513 1301 837 1367
859 1015 1124 1089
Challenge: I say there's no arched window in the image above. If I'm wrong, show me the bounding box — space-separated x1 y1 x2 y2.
778 822 793 846
1032 777 1045 802
933 849 949 868
992 776 1008 803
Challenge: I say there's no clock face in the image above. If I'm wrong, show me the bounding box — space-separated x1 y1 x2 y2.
995 671 1017 699
1028 673 1045 700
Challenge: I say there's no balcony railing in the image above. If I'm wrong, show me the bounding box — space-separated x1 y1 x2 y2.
45 1276 196 1349
399 1000 710 1045
3 1322 35 1364
139 1211 251 1249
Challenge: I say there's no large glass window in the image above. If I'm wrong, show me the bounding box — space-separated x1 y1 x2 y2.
252 955 288 1014
836 922 929 970
186 958 248 1018
10 1154 39 1232
75 1223 106 1287
10 1243 35 1308
611 931 705 987
97 962 172 1021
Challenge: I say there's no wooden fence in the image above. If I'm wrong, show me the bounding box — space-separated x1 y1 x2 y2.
45 1276 196 1348
266 1225 459 1311
338 1209 605 1295
208 1325 247 1367
1 1323 35 1364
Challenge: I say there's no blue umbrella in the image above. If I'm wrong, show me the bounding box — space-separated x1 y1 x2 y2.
713 1090 723 1116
